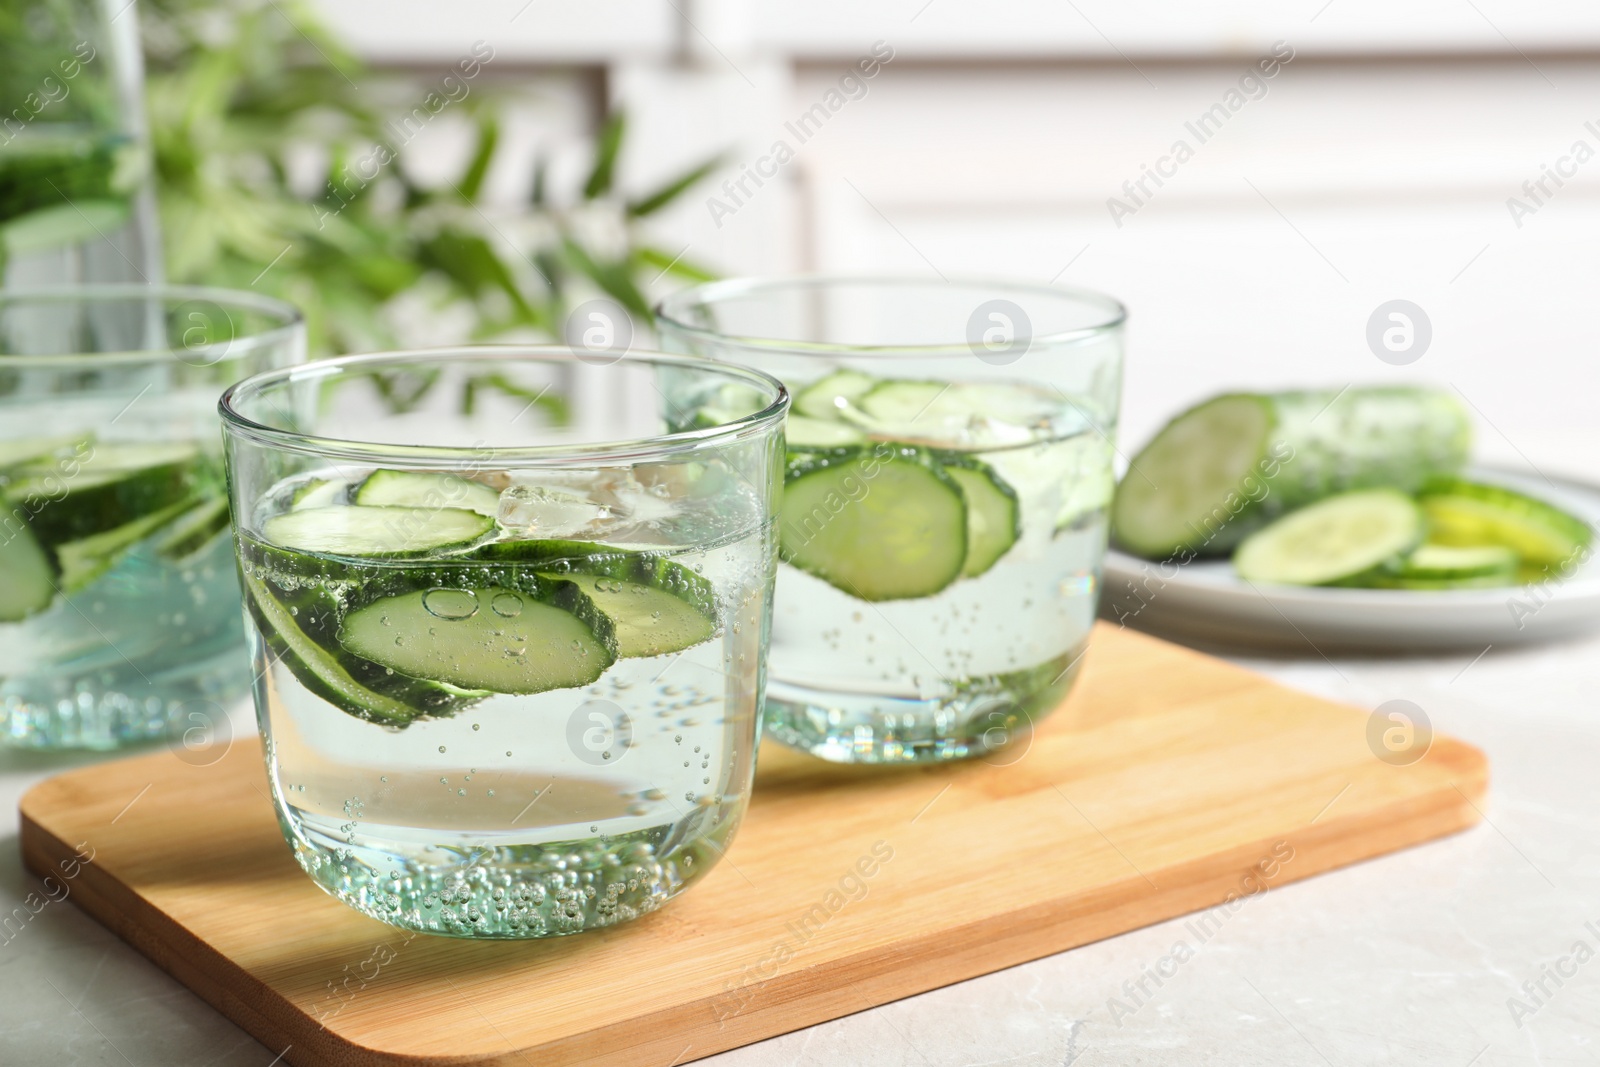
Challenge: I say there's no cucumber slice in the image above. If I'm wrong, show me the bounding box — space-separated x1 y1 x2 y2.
476 539 719 658
846 380 1061 448
1419 479 1592 567
0 521 56 622
786 415 866 451
291 478 347 510
158 497 233 562
937 455 1020 578
9 442 201 548
794 369 876 420
686 383 769 431
1233 489 1424 586
241 568 484 726
56 497 198 592
353 470 501 518
1114 388 1471 558
780 446 967 601
1356 543 1519 590
338 577 617 695
262 505 492 558
0 435 91 472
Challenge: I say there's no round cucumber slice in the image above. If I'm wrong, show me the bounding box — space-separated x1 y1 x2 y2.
786 415 866 451
262 505 493 557
477 539 719 658
353 469 501 517
936 454 1020 578
794 369 876 420
780 446 967 601
1233 489 1424 586
1419 479 1592 567
1400 543 1518 580
0 520 56 622
338 578 618 695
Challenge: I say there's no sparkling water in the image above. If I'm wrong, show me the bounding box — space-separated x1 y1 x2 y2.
247 468 774 938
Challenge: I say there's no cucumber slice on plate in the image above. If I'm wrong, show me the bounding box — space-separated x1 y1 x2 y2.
477 539 718 658
353 469 501 517
786 415 866 451
780 446 968 601
1419 478 1592 567
1360 543 1519 590
794 369 876 420
338 576 618 695
242 569 485 726
936 454 1020 578
262 505 492 557
0 522 56 622
1233 489 1424 586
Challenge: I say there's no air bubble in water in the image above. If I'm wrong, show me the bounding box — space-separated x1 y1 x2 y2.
423 588 479 620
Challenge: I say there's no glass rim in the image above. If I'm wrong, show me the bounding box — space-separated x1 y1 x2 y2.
218 346 791 467
655 273 1127 358
0 284 304 369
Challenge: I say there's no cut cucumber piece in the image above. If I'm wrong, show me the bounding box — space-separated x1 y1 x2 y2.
241 568 484 726
1418 479 1592 567
338 577 617 695
262 505 492 558
476 539 719 658
687 382 769 431
291 478 347 510
794 369 876 420
780 446 967 601
56 497 198 592
158 497 232 562
0 434 91 472
937 455 1020 578
1233 489 1424 586
1114 388 1471 558
9 442 201 548
844 380 1065 449
786 415 866 451
1358 543 1519 590
353 469 501 518
0 521 55 622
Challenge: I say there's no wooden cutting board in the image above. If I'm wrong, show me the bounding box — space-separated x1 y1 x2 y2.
19 624 1487 1067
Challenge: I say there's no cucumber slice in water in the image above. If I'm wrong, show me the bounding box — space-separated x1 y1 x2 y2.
937 455 1020 578
477 539 718 658
242 569 484 726
10 442 201 547
786 415 866 451
56 496 197 592
158 497 233 562
262 505 492 557
0 434 91 472
0 522 55 622
1233 489 1424 586
353 469 501 518
291 478 347 510
794 369 876 420
338 578 618 695
780 447 968 601
1419 479 1592 567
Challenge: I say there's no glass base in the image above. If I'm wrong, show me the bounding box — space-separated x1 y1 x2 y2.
762 642 1086 765
0 644 251 751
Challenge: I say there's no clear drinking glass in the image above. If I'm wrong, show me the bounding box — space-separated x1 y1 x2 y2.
658 276 1125 764
0 284 303 748
1 0 162 286
220 348 787 938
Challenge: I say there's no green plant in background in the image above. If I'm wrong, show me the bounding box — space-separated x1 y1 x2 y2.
140 0 720 359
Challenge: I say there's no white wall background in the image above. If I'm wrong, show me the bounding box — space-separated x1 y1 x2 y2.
314 0 1600 475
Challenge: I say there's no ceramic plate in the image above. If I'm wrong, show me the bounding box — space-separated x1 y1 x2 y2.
1100 467 1600 652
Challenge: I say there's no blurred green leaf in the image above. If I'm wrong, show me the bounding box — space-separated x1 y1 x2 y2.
627 154 724 217
457 115 500 204
634 245 718 284
582 111 626 201
562 237 651 321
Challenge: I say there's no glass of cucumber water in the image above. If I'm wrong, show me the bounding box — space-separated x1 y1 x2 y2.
219 348 787 938
0 285 303 748
658 276 1124 764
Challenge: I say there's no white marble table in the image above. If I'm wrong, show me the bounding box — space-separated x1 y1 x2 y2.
2 625 1597 1065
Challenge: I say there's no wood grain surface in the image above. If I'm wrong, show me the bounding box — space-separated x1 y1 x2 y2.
19 623 1488 1066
